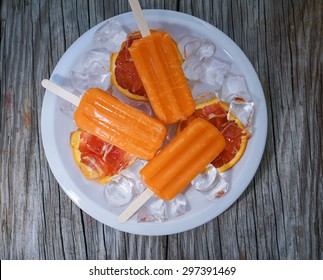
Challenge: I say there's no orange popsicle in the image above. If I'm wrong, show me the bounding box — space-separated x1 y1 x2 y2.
140 118 226 200
118 117 226 222
74 88 167 160
128 31 195 124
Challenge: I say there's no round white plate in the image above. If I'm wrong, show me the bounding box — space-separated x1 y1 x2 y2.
41 10 267 236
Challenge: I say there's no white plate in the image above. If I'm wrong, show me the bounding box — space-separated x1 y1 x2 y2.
41 10 267 236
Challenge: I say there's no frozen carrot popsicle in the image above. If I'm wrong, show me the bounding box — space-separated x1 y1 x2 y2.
140 118 226 200
128 31 195 124
118 118 225 223
74 88 167 160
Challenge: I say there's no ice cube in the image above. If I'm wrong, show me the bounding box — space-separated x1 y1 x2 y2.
196 40 215 58
103 175 136 207
137 196 167 223
60 101 76 119
71 71 89 93
84 48 111 71
182 54 203 81
192 164 229 200
120 159 147 194
199 56 231 89
190 81 219 100
94 19 127 52
71 71 111 92
191 164 218 192
177 35 201 58
60 89 82 118
184 40 202 58
84 60 109 75
228 97 255 132
222 75 250 100
137 194 188 223
205 173 229 201
167 194 188 218
178 36 215 58
132 180 146 195
88 73 111 91
122 159 146 177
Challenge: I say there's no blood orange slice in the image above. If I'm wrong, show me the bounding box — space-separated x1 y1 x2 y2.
178 98 250 172
70 130 136 184
110 32 147 101
110 31 184 101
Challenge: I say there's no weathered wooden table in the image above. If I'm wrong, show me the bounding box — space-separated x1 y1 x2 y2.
0 0 322 260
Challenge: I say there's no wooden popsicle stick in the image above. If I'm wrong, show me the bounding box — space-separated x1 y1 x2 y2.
128 0 151 37
118 188 154 223
41 79 80 107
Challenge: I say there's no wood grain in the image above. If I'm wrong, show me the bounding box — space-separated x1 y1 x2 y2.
0 0 322 260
